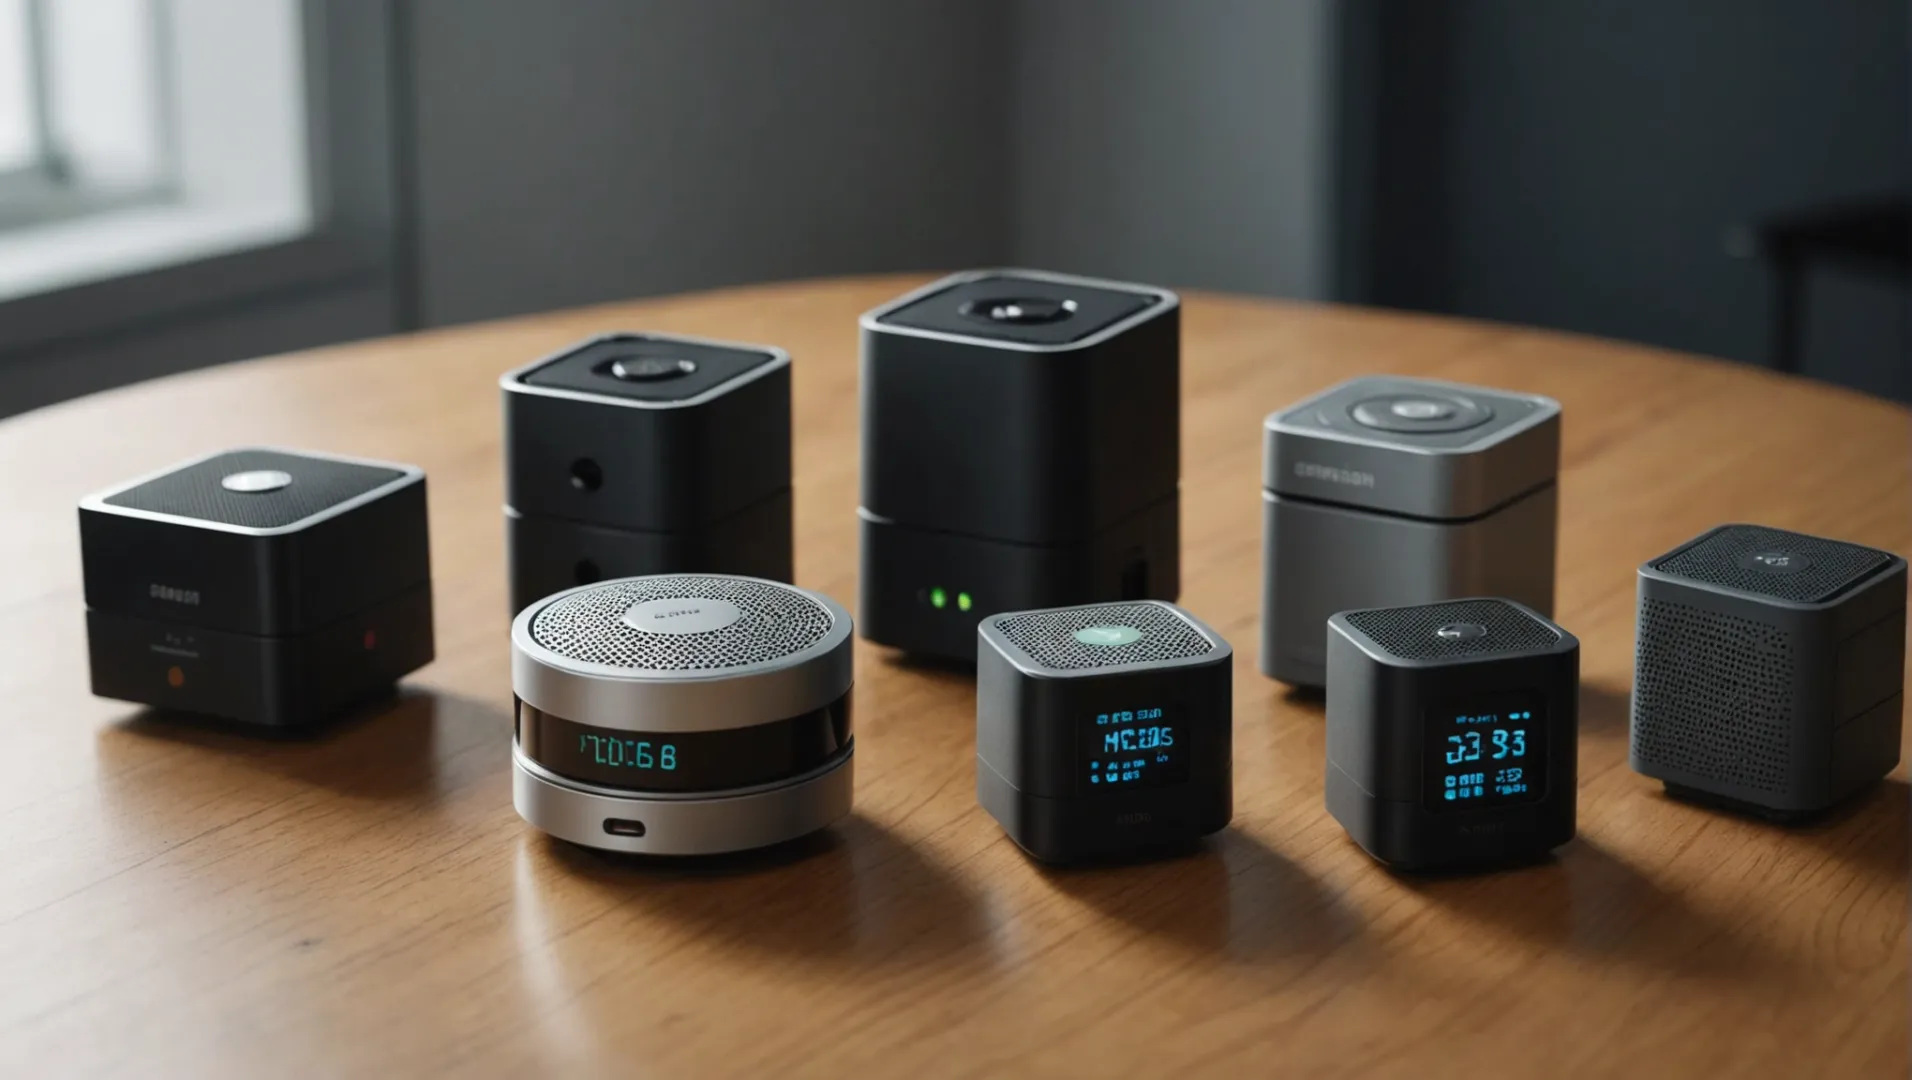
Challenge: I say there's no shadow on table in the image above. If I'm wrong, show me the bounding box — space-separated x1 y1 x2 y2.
1036 829 1361 966
538 814 990 971
1732 775 1908 883
1399 835 1787 980
96 688 496 801
1577 680 1631 739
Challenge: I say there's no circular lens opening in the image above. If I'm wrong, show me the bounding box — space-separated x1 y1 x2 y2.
959 296 1079 325
570 458 603 492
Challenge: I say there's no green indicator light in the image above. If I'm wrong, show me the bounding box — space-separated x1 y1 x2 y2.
929 587 947 609
956 591 973 612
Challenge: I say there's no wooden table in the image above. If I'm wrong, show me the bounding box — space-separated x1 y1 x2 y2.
0 276 1904 1078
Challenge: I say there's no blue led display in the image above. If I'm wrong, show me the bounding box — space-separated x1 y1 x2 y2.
578 734 679 771
1423 695 1545 812
1080 706 1189 792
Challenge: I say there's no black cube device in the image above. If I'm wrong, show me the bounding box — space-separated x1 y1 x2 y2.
1325 598 1578 871
1630 524 1906 820
859 269 1181 660
79 448 435 727
976 601 1232 862
502 332 793 613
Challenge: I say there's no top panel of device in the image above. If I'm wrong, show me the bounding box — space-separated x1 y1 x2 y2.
93 448 415 533
515 333 784 404
1268 376 1557 452
870 270 1175 348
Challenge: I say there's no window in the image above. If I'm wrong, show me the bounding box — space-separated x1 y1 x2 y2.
0 0 311 302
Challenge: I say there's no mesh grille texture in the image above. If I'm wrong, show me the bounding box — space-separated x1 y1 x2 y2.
1652 525 1890 604
103 450 405 529
991 602 1214 671
530 576 833 671
1342 599 1560 661
1631 597 1796 795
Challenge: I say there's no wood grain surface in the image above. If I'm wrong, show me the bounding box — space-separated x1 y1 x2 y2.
0 276 1904 1078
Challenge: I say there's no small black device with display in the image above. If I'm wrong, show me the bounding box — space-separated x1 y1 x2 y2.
1630 523 1905 821
976 600 1231 862
1325 597 1577 871
858 269 1182 661
501 331 793 613
79 447 436 728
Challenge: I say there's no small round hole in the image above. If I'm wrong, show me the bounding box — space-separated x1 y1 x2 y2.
574 559 602 584
570 458 603 492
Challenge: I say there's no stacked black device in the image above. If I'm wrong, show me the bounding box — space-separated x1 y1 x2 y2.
502 332 793 612
80 448 435 727
858 269 1182 660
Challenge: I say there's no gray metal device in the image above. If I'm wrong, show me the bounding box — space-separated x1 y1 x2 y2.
1630 524 1906 820
1261 376 1561 687
510 574 855 855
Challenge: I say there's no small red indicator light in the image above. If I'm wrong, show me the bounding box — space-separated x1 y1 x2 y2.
362 629 377 650
166 666 185 688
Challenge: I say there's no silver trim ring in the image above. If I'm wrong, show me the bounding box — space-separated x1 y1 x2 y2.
513 744 853 855
511 574 856 732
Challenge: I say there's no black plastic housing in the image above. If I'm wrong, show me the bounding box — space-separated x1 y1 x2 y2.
976 601 1231 862
1325 598 1578 871
501 332 793 611
858 270 1181 660
78 448 435 727
1629 524 1906 819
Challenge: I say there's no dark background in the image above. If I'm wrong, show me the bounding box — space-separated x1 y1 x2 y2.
0 0 1904 417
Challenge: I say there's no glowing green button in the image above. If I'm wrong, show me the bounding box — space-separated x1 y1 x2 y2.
1074 624 1143 647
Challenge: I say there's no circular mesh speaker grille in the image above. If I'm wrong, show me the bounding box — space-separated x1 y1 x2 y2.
1631 597 1795 795
1342 599 1560 661
1652 525 1890 604
529 576 833 671
992 602 1214 671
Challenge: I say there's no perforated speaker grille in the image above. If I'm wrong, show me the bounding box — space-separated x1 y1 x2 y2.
1652 525 1891 604
103 450 406 529
1342 599 1560 661
529 575 833 671
991 602 1215 671
1631 597 1796 795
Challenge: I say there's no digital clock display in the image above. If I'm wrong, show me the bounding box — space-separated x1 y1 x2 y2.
515 697 851 793
1423 692 1546 812
1078 705 1189 792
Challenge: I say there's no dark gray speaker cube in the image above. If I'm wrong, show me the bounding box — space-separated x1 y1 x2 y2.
859 270 1181 661
1630 524 1907 820
80 447 435 727
502 332 793 612
1326 598 1578 871
976 601 1231 862
1262 376 1560 687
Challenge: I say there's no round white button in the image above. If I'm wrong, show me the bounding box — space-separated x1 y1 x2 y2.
220 470 293 493
621 597 744 635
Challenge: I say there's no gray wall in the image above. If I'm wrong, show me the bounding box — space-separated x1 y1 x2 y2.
404 0 1016 328
1010 0 1339 299
1362 0 1908 398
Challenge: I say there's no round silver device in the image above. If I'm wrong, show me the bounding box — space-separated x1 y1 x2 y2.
510 573 855 855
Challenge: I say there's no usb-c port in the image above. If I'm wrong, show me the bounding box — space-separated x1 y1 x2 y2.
603 818 646 837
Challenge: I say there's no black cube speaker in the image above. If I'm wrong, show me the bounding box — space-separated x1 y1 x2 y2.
1325 598 1578 871
501 332 793 613
858 269 1181 661
1630 524 1907 820
976 601 1231 862
79 448 435 727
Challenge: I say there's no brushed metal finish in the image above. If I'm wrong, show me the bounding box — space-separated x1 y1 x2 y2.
1260 486 1558 686
512 744 854 855
510 575 854 733
1263 376 1560 520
